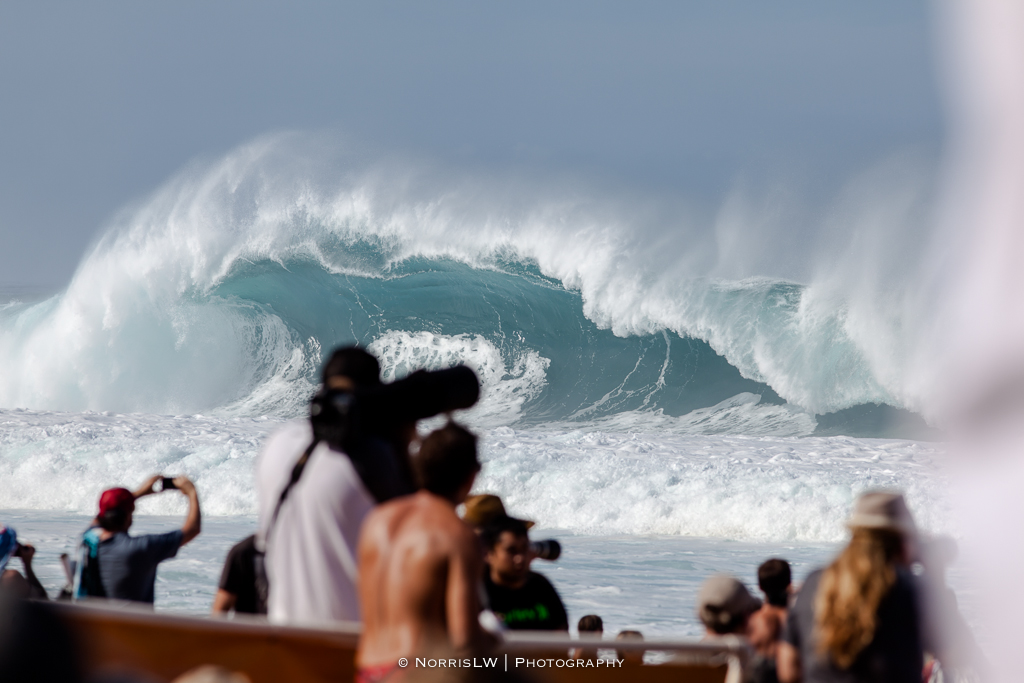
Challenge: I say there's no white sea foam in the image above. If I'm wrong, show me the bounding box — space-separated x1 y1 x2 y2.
0 408 948 543
480 428 949 542
368 330 550 428
0 410 274 516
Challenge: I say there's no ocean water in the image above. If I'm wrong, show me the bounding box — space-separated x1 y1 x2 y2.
1 509 978 641
0 138 967 638
0 417 960 636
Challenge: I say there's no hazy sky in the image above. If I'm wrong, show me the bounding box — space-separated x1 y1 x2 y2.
0 1 941 288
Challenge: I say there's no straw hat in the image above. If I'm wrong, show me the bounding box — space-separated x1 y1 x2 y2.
847 491 917 536
462 494 534 529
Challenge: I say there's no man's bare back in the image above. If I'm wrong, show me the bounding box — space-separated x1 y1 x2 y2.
357 490 484 669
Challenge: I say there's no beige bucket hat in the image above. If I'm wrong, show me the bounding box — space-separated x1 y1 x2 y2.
847 491 917 536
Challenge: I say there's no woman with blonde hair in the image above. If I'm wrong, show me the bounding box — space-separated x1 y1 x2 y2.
777 492 922 683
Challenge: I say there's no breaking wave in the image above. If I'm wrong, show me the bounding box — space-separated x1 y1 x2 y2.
0 135 932 436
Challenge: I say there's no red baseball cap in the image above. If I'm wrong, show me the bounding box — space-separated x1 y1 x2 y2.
99 488 135 516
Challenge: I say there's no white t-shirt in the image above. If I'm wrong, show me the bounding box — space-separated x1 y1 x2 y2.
255 419 375 625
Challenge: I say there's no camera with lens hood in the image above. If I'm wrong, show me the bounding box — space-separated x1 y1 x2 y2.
530 539 561 561
308 365 481 502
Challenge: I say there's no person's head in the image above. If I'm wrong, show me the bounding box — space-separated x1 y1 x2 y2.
697 575 762 635
482 516 531 587
578 614 604 634
815 491 916 669
171 665 252 683
412 423 480 504
321 346 381 390
97 488 135 532
757 558 792 608
615 630 644 665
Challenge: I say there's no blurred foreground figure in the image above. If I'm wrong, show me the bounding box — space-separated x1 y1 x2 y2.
697 574 762 640
932 2 1024 680
0 591 83 682
746 559 792 681
915 536 985 680
615 630 644 666
256 346 479 625
0 526 47 600
357 423 489 683
572 614 603 661
778 492 921 683
212 534 266 616
74 475 201 604
172 665 252 683
256 347 384 624
696 575 776 681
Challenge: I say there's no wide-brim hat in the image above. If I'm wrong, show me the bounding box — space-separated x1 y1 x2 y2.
847 491 917 536
697 575 762 629
462 494 534 529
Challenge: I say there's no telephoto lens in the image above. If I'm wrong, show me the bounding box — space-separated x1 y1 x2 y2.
530 539 561 561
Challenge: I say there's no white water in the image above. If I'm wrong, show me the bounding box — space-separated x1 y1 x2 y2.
368 330 551 429
0 408 949 542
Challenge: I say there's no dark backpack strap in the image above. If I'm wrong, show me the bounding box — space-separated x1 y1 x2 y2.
76 541 106 599
263 438 320 547
83 555 106 598
252 550 269 614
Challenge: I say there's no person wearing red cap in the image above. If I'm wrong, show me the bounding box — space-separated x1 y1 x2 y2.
74 474 201 604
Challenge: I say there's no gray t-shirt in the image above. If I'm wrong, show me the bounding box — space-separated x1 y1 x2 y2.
98 529 183 604
783 568 922 683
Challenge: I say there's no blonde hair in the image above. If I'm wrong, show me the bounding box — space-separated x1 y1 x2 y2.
814 527 904 669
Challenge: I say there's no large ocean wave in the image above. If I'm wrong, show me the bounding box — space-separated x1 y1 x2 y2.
0 136 933 436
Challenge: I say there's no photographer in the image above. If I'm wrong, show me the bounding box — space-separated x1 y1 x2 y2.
0 526 48 599
481 515 569 631
255 346 479 625
74 474 201 604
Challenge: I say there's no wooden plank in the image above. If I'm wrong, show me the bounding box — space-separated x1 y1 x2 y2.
53 603 734 683
58 603 358 683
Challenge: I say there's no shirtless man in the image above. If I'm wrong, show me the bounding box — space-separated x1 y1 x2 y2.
356 423 488 683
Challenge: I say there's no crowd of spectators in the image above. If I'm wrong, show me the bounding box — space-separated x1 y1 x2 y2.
0 346 985 683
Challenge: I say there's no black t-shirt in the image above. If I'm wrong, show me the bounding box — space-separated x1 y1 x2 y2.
783 568 922 683
484 570 568 631
218 535 267 615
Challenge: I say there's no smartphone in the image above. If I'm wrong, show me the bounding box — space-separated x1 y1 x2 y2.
161 476 177 491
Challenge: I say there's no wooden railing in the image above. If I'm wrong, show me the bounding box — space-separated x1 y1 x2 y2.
53 601 749 683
